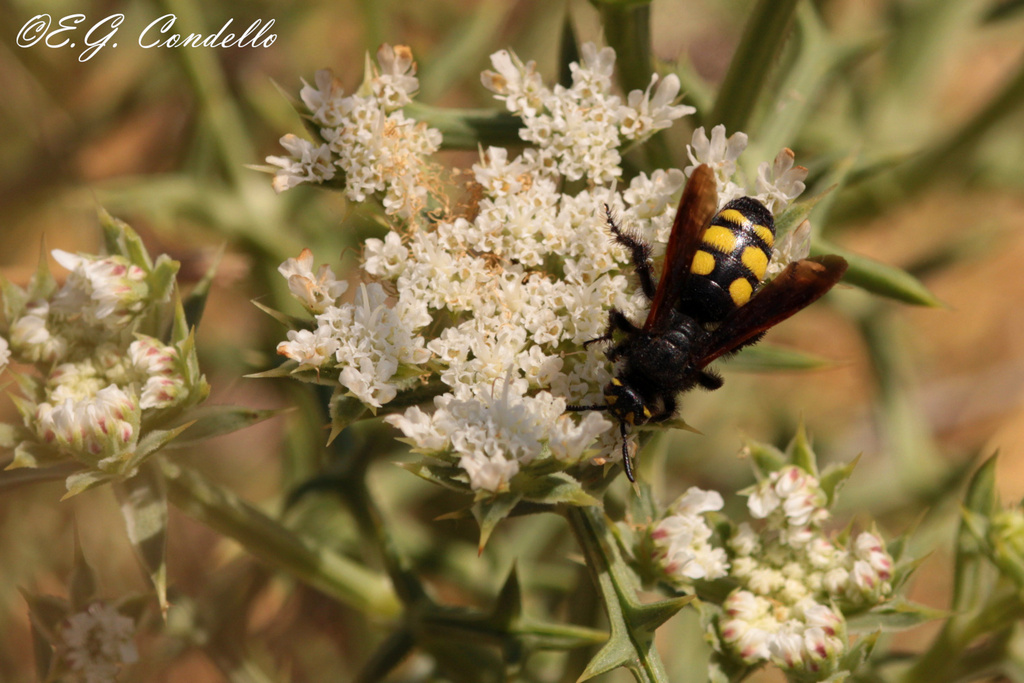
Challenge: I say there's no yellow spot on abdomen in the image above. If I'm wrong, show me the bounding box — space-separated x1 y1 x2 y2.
691 250 716 275
741 246 769 280
718 209 749 227
753 225 774 247
702 226 736 254
729 278 753 306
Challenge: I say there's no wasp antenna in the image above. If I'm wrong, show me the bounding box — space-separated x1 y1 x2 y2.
565 404 609 412
620 422 636 483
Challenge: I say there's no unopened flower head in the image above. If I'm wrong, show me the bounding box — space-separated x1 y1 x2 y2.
0 217 209 494
714 460 894 674
34 385 141 471
648 487 730 584
59 601 138 683
50 250 149 330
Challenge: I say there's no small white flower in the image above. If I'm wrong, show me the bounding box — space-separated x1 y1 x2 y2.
279 249 349 313
300 69 349 127
372 44 419 110
59 602 138 683
765 219 812 280
747 480 781 518
685 125 748 204
756 148 807 212
620 74 694 140
277 328 339 370
459 451 520 492
481 49 545 117
267 134 336 193
363 231 409 279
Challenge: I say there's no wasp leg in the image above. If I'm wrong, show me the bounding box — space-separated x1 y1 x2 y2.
697 368 723 390
648 394 678 423
604 204 656 300
583 308 641 351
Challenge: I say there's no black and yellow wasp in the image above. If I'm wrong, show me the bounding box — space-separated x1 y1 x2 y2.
568 164 848 482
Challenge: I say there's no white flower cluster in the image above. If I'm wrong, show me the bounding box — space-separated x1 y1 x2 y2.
686 125 808 213
1 241 206 484
718 466 894 673
276 251 431 409
272 44 817 493
482 43 694 185
59 602 138 683
267 44 442 219
649 487 730 583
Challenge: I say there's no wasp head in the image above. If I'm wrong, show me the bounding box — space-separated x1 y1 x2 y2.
604 377 652 428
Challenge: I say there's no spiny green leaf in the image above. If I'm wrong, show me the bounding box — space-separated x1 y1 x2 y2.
69 524 97 612
182 244 224 330
21 590 69 640
570 507 674 682
0 270 28 323
730 343 836 372
328 390 368 444
115 462 169 614
99 209 152 268
473 492 523 551
167 405 283 448
10 439 66 472
29 242 58 302
846 599 947 634
517 471 600 507
62 469 116 500
630 595 693 633
812 238 943 307
149 254 181 307
964 454 1000 517
955 454 1000 611
744 438 786 479
399 460 469 494
250 299 308 329
820 455 861 507
491 566 523 628
786 422 818 477
125 421 196 473
837 630 880 679
0 460 80 493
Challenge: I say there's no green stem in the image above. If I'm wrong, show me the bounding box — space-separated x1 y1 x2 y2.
159 458 402 619
708 0 800 135
595 1 653 98
566 506 675 682
405 103 523 150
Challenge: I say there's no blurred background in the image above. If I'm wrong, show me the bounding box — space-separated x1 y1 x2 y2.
1 0 1023 680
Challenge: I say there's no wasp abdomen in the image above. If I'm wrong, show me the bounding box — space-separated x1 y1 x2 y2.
682 196 775 323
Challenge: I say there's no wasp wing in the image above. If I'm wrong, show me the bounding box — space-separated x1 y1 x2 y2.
696 255 848 367
643 164 719 333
